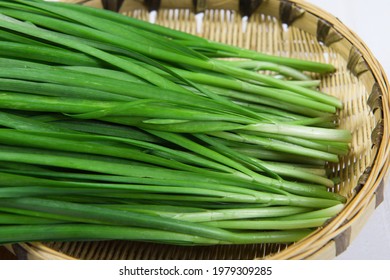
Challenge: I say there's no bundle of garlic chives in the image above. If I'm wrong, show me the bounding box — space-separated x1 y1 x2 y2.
0 0 350 245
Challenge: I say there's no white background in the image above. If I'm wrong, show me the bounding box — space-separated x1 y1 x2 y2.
308 0 390 260
0 260 389 279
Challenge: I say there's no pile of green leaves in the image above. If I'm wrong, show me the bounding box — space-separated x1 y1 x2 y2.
0 0 350 246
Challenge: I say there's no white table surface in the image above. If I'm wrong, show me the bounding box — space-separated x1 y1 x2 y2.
307 0 390 260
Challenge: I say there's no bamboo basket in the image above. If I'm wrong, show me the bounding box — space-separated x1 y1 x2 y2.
5 0 389 260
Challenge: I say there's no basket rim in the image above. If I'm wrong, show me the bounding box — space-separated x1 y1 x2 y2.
265 0 390 259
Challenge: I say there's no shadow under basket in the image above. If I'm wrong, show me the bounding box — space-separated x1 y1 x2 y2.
6 0 390 260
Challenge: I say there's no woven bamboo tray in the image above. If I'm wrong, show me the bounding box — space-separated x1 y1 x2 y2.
5 0 389 260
